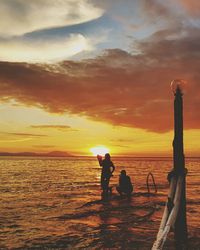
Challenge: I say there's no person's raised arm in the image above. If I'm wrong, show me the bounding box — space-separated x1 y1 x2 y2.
97 154 103 166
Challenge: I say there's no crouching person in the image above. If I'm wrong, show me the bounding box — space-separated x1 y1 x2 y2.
116 170 133 197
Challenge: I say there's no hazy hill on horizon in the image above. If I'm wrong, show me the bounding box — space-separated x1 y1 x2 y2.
0 151 73 157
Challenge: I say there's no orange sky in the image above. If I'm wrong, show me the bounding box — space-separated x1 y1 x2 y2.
0 0 200 156
0 101 199 156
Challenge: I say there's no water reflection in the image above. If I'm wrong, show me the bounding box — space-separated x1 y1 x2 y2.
0 157 199 249
97 196 148 249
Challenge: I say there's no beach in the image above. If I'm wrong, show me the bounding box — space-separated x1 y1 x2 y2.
0 156 200 249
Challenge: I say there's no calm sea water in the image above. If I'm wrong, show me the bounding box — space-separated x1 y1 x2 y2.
0 157 199 249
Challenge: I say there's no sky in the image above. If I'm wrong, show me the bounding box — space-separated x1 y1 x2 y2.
0 0 200 156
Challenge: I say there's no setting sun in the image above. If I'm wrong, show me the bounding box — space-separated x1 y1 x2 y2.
90 146 110 156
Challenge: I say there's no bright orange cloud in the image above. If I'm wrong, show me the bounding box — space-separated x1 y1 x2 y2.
0 27 200 133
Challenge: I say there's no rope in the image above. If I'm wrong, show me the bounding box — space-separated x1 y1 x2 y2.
152 176 183 250
146 172 157 194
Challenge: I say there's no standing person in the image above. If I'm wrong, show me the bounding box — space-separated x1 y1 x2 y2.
97 153 115 194
116 170 133 197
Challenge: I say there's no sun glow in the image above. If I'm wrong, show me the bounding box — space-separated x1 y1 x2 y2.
90 146 110 156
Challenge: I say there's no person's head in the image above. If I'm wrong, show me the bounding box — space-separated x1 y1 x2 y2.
105 153 111 160
120 170 126 176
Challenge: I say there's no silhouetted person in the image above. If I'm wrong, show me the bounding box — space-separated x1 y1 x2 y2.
97 153 115 194
116 170 133 197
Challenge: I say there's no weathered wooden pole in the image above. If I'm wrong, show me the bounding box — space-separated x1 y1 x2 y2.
171 79 188 249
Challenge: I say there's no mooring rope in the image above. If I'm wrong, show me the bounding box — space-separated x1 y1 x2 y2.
152 175 183 250
146 172 157 194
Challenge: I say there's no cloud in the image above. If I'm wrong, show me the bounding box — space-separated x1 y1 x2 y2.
0 138 32 143
33 145 55 148
178 0 200 16
112 144 130 148
0 0 105 62
1 132 48 137
92 0 177 32
0 131 48 143
0 0 104 37
0 0 192 63
0 34 92 62
0 25 200 133
30 125 77 131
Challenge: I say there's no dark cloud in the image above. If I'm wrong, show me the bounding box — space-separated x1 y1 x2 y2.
33 145 55 148
31 125 71 129
1 132 47 137
111 144 130 148
30 125 78 131
0 25 200 133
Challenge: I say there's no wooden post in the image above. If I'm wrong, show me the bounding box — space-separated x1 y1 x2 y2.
173 85 188 249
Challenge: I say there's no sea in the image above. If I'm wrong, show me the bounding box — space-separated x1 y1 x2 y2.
0 157 200 249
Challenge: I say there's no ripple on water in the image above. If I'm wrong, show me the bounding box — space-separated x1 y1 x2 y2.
0 157 199 249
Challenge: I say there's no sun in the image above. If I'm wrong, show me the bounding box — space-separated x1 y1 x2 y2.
90 146 110 156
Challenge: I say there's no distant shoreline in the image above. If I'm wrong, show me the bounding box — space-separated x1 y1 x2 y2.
0 152 199 159
0 151 73 157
